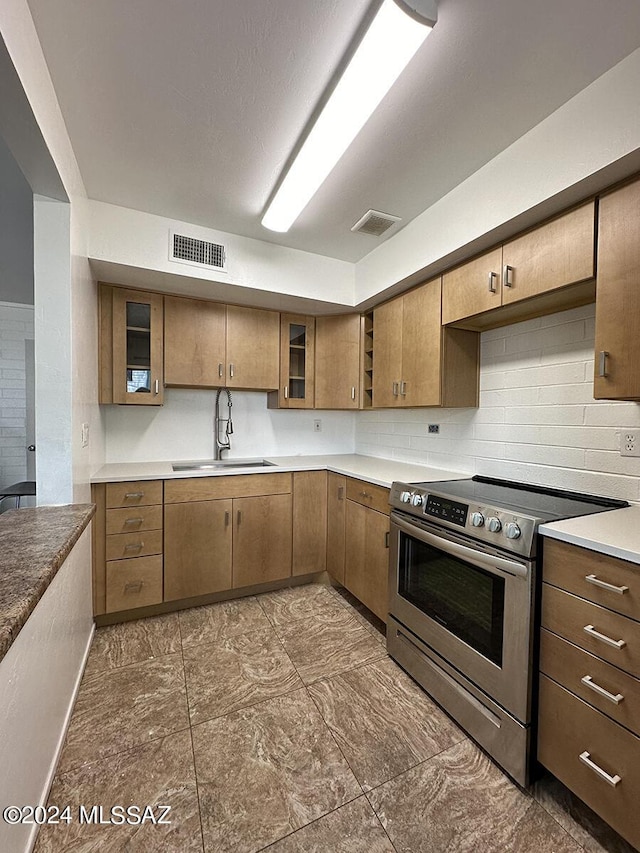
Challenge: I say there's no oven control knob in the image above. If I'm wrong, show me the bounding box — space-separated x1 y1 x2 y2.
487 516 502 533
470 512 485 527
505 522 521 540
410 493 424 507
400 491 412 503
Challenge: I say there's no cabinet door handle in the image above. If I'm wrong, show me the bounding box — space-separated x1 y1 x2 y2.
124 581 144 593
392 381 399 397
154 379 160 395
351 386 356 401
598 351 609 378
125 492 144 499
400 381 407 397
337 487 344 501
224 510 230 526
583 624 626 649
237 510 242 525
503 265 514 288
488 271 498 293
284 386 289 399
229 363 235 378
585 574 629 595
218 363 224 378
580 675 624 705
579 751 621 787
385 531 390 548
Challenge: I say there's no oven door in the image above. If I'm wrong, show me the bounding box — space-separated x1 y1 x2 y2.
389 510 534 723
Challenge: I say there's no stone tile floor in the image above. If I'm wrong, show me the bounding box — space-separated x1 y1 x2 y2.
34 583 635 852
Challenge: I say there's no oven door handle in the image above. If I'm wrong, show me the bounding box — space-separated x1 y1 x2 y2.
391 514 529 579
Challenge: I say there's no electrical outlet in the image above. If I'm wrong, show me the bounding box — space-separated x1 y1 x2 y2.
313 419 322 432
620 432 640 457
428 424 440 434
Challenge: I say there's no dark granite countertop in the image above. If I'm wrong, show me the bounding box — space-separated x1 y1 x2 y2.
0 503 95 663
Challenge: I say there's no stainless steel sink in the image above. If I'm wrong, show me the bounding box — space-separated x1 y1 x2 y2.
172 459 276 472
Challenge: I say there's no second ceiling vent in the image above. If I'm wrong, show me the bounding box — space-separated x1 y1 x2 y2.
351 209 401 237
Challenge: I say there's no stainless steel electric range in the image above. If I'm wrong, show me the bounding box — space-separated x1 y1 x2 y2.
387 475 627 786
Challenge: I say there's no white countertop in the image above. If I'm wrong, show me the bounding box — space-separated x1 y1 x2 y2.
91 453 468 489
540 505 640 566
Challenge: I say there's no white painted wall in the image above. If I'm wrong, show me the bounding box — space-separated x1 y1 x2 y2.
0 136 33 305
356 305 640 502
355 48 640 304
104 389 356 463
0 302 34 489
88 201 355 308
0 528 93 853
0 0 104 504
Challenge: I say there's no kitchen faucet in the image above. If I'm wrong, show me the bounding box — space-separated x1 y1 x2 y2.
214 388 233 459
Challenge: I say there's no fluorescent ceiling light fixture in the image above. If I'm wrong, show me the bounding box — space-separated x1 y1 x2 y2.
261 0 436 233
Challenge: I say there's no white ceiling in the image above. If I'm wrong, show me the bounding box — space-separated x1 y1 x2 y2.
26 0 640 263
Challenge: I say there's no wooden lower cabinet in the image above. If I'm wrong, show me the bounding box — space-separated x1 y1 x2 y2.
164 490 292 599
233 494 292 587
539 675 640 850
326 473 346 584
164 499 232 601
292 471 327 576
539 539 640 849
344 500 390 623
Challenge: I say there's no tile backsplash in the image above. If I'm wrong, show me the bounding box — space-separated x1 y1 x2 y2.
0 302 34 488
356 304 640 502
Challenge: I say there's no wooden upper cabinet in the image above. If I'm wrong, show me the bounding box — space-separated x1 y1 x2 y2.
272 314 315 408
442 203 596 328
373 278 478 409
401 278 441 407
99 285 165 405
314 315 361 409
373 296 403 408
594 179 640 400
164 296 226 387
442 248 503 325
226 305 280 390
502 202 595 305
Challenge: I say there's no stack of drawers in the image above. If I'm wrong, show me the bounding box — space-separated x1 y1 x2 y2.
104 480 164 612
538 537 640 849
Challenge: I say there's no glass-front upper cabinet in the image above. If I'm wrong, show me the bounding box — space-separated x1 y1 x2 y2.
110 287 164 405
274 314 315 408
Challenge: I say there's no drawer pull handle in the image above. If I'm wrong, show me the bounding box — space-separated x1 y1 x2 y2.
124 581 144 594
579 751 621 787
585 574 629 595
583 624 626 650
581 675 624 705
124 517 144 526
124 542 144 551
124 492 144 499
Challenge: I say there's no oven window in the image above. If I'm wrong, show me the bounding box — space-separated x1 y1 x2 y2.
399 531 505 666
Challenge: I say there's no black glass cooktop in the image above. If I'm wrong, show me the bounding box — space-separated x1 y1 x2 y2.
415 476 628 524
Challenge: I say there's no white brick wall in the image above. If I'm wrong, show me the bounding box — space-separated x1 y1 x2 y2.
356 304 640 502
0 302 34 488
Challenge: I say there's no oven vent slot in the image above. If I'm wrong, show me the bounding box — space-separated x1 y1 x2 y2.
170 231 227 272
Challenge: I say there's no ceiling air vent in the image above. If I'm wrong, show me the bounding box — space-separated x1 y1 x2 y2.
351 209 401 237
169 230 227 272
